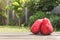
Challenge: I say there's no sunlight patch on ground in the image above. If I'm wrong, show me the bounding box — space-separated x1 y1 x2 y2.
0 26 30 32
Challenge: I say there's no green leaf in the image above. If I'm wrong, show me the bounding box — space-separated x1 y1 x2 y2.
12 2 19 6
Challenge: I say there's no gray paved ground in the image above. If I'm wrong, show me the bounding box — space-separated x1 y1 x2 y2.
0 32 60 40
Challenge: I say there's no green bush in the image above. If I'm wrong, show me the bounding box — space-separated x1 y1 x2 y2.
29 11 51 26
50 15 60 31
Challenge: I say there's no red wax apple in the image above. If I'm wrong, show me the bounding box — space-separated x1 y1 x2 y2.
31 19 43 34
41 18 54 35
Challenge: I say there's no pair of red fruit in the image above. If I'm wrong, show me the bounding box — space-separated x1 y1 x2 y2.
31 18 54 35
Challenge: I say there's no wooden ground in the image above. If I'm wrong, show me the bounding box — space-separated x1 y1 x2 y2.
0 32 60 40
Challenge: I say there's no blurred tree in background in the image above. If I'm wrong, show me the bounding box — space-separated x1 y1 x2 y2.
0 0 7 25
9 0 25 26
9 0 31 26
26 0 60 12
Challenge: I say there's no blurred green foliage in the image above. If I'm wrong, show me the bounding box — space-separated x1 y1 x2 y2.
0 0 7 18
50 15 60 31
29 11 51 26
9 0 25 18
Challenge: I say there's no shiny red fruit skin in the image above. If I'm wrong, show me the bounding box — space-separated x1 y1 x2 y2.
41 18 54 35
31 19 43 34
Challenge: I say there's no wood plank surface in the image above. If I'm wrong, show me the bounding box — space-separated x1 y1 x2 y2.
0 32 60 40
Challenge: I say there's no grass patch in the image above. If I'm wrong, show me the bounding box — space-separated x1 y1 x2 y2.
0 26 30 32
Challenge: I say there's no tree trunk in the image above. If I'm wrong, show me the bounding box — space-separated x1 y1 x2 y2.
25 7 28 25
2 16 7 25
18 18 20 26
16 17 20 26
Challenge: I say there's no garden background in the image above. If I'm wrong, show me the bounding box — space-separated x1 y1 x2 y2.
0 0 60 32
